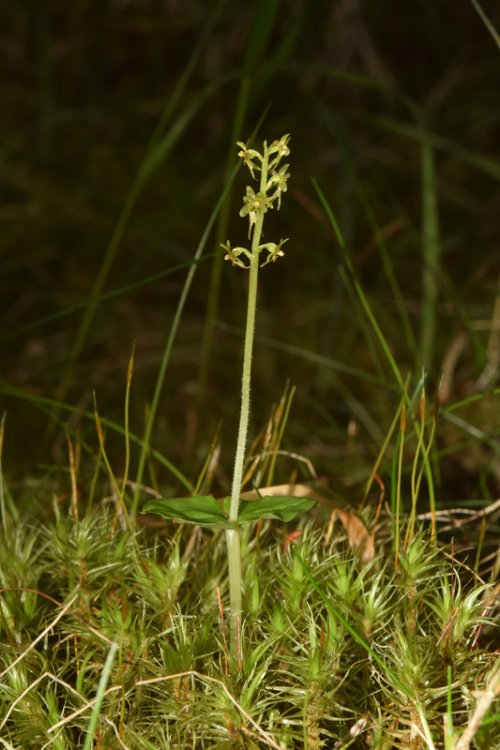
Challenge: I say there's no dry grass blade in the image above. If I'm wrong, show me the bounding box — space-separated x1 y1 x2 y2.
455 660 500 750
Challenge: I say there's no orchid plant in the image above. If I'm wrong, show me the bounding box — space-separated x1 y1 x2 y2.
144 135 315 666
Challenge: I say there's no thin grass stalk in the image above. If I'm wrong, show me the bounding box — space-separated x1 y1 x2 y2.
420 135 441 372
65 430 79 520
417 418 436 544
0 413 7 528
5 254 218 341
425 417 438 543
121 345 134 510
444 664 455 750
48 104 194 436
213 325 389 387
372 115 500 180
314 179 440 543
197 79 251 401
132 169 238 517
312 178 405 393
82 641 119 750
407 389 427 547
0 737 17 749
265 383 295 486
474 513 487 576
48 65 235 437
192 422 222 496
93 395 133 534
406 395 438 548
246 386 293 490
394 398 406 571
469 0 500 49
455 659 500 750
361 380 407 506
1 383 192 491
343 153 417 359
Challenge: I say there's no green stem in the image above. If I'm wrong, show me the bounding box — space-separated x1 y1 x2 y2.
228 236 261 522
226 154 269 663
225 527 243 665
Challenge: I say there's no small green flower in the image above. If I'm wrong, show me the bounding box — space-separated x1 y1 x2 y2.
267 164 290 209
260 238 288 266
268 134 290 168
239 186 274 233
236 141 262 179
221 241 252 269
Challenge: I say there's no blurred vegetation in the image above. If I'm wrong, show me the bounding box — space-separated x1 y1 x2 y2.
1 0 499 520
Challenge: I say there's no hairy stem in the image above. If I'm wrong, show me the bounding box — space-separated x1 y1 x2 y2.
226 154 269 663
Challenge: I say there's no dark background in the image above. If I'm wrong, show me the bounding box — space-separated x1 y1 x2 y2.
1 0 499 506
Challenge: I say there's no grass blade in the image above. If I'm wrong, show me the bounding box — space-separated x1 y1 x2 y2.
132 163 240 515
82 641 119 750
420 134 441 371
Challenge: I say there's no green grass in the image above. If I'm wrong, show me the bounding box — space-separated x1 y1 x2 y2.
0 495 498 749
0 378 498 747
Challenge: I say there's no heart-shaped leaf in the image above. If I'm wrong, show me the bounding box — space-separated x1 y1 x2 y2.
142 496 234 528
